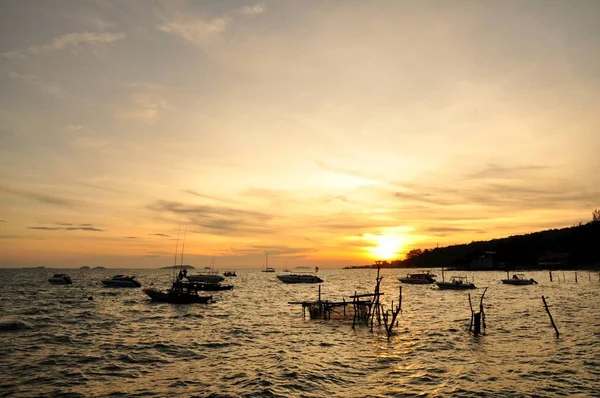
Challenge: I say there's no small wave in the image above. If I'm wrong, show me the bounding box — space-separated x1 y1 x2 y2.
0 319 33 331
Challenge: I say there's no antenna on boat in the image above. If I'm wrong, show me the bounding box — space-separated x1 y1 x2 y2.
180 226 188 269
172 225 181 281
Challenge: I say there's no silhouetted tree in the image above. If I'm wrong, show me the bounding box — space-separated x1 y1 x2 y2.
406 249 423 259
592 208 600 223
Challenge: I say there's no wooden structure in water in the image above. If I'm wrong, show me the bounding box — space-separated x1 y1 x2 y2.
289 265 404 338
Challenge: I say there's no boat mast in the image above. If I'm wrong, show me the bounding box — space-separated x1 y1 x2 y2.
180 227 188 270
172 226 181 281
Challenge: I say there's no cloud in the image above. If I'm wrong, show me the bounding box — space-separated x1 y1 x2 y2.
240 4 266 16
149 233 171 238
158 16 230 48
1 31 125 60
0 185 83 208
70 136 110 149
116 91 169 122
64 124 84 132
149 200 273 235
467 163 552 179
28 226 104 232
125 236 138 239
182 189 227 202
0 220 6 223
8 71 67 98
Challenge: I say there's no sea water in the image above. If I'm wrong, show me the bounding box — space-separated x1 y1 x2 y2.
1 268 599 397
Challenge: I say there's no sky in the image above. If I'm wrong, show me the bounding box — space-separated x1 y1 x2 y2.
1 0 599 269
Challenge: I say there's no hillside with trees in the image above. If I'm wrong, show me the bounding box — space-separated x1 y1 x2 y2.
375 209 600 270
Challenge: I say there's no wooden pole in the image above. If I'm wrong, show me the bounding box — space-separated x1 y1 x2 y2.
549 270 553 282
541 295 559 338
562 272 565 282
473 313 481 335
479 287 488 330
575 272 578 283
468 293 474 332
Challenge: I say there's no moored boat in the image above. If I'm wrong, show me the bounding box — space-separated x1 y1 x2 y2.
48 273 72 285
101 275 141 288
436 276 476 290
277 274 323 283
223 271 237 277
144 282 213 304
191 281 234 291
501 273 537 285
399 271 436 284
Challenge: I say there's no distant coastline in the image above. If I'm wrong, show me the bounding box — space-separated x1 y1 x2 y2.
160 265 196 270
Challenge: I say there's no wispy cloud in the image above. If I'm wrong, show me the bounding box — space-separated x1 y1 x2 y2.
28 225 104 232
0 220 6 223
9 71 67 98
240 3 266 16
149 233 171 238
158 16 230 48
116 91 169 122
125 236 138 239
1 31 125 60
0 185 83 208
149 200 273 235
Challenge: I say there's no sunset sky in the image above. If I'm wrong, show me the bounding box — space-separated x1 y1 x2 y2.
1 0 599 268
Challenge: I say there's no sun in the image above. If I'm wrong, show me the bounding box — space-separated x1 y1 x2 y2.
370 234 405 260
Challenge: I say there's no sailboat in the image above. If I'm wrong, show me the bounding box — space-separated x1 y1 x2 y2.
143 227 213 304
262 252 275 272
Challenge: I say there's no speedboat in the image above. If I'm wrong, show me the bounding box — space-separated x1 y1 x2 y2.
101 275 142 288
277 273 323 284
48 274 72 285
144 281 213 304
436 276 476 290
502 273 537 285
399 271 436 284
223 271 237 277
186 272 224 283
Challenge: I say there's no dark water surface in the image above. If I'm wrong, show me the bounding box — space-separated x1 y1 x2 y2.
1 268 599 397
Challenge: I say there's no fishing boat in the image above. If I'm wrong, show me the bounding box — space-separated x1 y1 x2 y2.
223 271 237 277
143 227 213 304
101 275 141 287
277 267 323 284
436 276 476 290
262 252 275 272
501 273 537 285
186 258 225 283
48 273 72 285
191 282 234 291
144 282 213 304
399 271 436 284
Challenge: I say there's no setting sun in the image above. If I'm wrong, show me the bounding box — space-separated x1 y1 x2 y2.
370 234 407 260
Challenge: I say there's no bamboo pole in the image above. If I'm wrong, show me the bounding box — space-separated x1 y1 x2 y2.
542 295 559 338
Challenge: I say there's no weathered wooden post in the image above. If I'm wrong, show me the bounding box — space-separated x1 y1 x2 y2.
562 272 566 282
549 270 553 282
575 272 578 283
542 295 559 338
473 313 481 334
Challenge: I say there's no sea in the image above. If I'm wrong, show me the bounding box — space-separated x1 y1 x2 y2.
1 268 599 397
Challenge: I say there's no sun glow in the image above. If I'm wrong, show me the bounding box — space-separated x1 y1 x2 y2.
370 234 407 260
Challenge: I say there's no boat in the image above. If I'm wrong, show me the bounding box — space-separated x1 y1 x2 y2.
223 271 237 277
48 273 72 285
399 271 436 284
436 276 476 290
144 282 213 304
143 227 213 304
186 258 225 283
277 267 323 284
262 252 275 272
501 273 537 285
101 275 141 287
191 282 234 291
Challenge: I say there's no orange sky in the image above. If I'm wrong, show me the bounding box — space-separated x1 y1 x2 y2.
1 1 599 268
